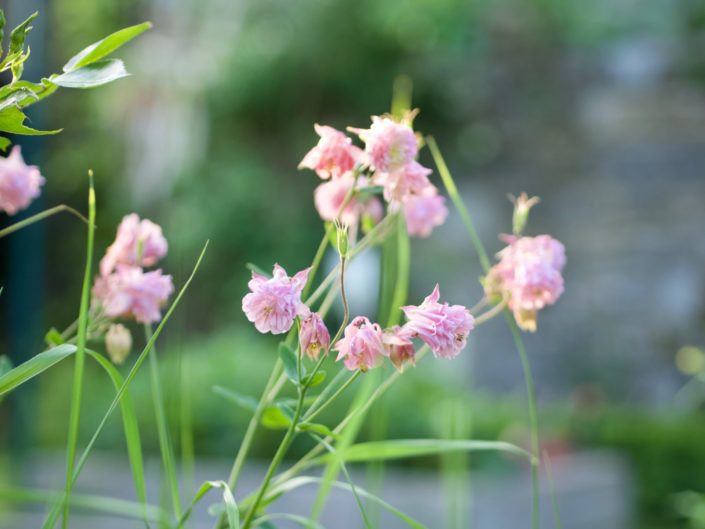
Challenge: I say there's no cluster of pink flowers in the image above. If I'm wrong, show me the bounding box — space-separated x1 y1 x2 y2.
93 214 173 324
0 146 45 216
485 234 566 332
299 113 447 237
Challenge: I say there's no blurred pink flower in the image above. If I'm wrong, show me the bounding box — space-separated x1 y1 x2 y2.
242 264 311 335
333 316 387 371
314 173 382 226
93 265 174 324
299 124 364 179
402 185 448 237
299 311 330 360
402 284 474 359
0 146 45 216
350 116 417 173
485 234 566 332
100 213 168 277
383 325 416 371
376 160 432 202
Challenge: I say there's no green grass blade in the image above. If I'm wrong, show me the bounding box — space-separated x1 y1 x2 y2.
268 477 427 529
386 214 410 327
178 481 238 529
41 241 209 529
62 172 96 529
544 451 563 529
253 513 326 528
146 324 182 518
314 438 532 464
85 350 149 525
0 344 76 396
0 486 165 521
0 204 89 239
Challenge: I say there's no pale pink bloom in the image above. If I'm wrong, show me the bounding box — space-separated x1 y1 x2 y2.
314 173 383 226
93 265 174 324
402 185 448 237
383 325 416 371
100 213 168 277
375 161 432 202
299 124 364 179
0 146 45 215
485 235 566 332
349 116 417 172
299 311 331 360
402 284 474 359
242 264 311 335
333 316 387 371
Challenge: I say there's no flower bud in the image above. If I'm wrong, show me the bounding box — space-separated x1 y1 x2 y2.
105 324 132 365
335 220 349 258
299 312 331 360
511 193 540 236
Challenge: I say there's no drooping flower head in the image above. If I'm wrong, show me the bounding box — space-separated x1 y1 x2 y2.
299 311 331 360
402 285 474 359
242 264 311 335
314 173 383 226
485 234 566 332
100 213 168 277
105 323 133 365
349 116 418 173
402 185 448 238
383 325 416 371
93 265 174 324
299 124 364 179
333 316 386 371
376 160 432 202
0 146 45 215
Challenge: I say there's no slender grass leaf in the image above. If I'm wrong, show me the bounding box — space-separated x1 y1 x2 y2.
0 344 76 397
213 386 258 413
63 22 151 72
179 481 238 529
254 513 326 528
318 439 531 464
51 59 129 89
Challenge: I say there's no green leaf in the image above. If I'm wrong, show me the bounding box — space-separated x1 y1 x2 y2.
85 351 148 520
261 405 291 430
254 513 326 529
0 106 61 136
0 355 12 377
323 439 532 464
355 185 384 200
63 22 151 72
179 481 239 529
278 342 299 384
9 12 37 56
213 385 258 413
0 10 6 55
51 58 129 89
44 328 64 347
0 344 77 397
302 370 326 388
0 137 9 151
298 422 338 439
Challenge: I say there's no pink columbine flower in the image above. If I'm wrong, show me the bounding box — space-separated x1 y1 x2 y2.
299 311 331 360
402 185 448 237
402 284 474 359
485 234 566 332
383 325 416 371
242 264 311 335
349 116 418 173
299 124 364 179
376 160 432 202
314 173 383 226
0 146 45 216
93 265 174 324
100 213 168 277
333 316 387 371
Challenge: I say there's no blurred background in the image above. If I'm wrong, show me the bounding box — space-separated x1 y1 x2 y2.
1 0 705 527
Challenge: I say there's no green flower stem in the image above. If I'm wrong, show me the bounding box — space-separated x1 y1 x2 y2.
304 370 361 423
61 174 95 529
145 324 182 518
473 297 508 326
428 135 540 529
0 204 90 239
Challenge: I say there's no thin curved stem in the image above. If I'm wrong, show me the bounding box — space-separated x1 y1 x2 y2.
304 370 361 423
473 297 508 326
0 204 90 239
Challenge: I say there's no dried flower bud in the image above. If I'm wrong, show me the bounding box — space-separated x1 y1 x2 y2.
105 324 132 365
